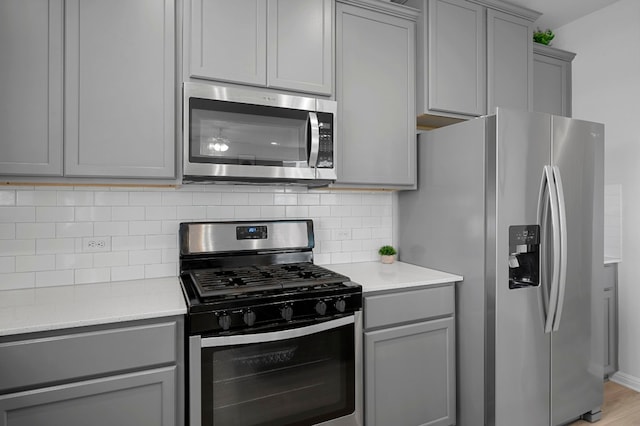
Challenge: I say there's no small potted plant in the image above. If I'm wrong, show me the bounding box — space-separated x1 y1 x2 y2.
533 28 554 46
378 245 397 264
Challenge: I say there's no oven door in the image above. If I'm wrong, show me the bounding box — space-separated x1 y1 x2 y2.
189 314 362 426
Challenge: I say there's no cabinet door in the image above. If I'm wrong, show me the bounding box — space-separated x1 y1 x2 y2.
336 2 416 187
0 0 63 176
0 367 176 426
188 0 267 86
267 0 332 95
365 318 455 426
426 0 485 116
487 9 533 114
533 50 572 117
64 0 175 178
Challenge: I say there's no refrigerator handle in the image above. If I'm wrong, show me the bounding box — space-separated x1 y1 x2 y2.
543 165 561 334
536 168 551 325
552 166 568 331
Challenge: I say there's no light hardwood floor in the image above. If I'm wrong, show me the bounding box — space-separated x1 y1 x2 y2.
570 381 640 425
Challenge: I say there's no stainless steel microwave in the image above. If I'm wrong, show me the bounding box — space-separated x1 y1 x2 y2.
183 82 337 186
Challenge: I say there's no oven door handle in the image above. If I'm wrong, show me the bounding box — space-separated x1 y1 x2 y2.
200 315 354 348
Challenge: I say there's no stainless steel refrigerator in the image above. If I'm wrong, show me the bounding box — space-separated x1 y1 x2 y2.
398 108 604 426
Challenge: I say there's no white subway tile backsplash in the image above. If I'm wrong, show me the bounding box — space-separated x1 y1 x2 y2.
0 191 16 206
112 235 145 251
129 249 162 265
56 222 93 238
286 206 309 218
94 191 129 206
16 255 55 272
221 192 249 205
16 191 56 206
75 267 111 284
129 192 162 206
56 253 93 270
145 262 177 279
75 207 112 222
235 206 261 219
162 192 193 206
193 192 222 205
0 240 36 256
112 206 145 221
0 207 36 223
36 238 75 254
94 221 129 236
129 221 162 236
36 270 74 287
93 251 129 268
0 272 35 290
0 257 15 273
0 186 392 289
111 265 145 282
145 235 177 249
57 191 94 206
145 206 177 220
0 224 15 239
260 206 286 218
36 207 73 222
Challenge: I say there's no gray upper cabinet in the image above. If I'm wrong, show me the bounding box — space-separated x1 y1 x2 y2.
186 0 333 96
407 0 540 125
533 44 575 117
64 0 176 178
419 0 486 117
335 0 417 188
0 0 63 176
487 8 534 114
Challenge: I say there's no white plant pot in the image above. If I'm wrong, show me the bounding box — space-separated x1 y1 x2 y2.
380 255 395 264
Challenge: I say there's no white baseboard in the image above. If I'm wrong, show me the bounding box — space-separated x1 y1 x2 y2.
610 371 640 392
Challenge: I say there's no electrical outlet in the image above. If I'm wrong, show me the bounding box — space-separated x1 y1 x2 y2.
83 237 111 252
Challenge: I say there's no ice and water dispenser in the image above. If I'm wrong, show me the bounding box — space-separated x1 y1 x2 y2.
508 225 540 289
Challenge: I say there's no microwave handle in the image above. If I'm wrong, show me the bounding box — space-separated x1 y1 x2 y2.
308 112 320 168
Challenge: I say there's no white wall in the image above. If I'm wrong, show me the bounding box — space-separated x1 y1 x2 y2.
554 0 640 387
0 185 393 290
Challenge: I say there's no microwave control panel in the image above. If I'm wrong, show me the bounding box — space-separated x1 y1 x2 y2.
317 112 334 168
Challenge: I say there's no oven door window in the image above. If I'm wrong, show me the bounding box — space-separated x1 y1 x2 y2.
190 98 311 168
201 322 355 426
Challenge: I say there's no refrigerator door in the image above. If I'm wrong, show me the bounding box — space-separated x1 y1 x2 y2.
550 116 604 425
492 109 552 426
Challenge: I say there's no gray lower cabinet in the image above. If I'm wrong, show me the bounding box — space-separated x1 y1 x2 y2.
603 263 618 378
533 44 575 117
186 0 333 96
335 0 417 188
364 285 455 426
0 0 63 176
0 317 183 426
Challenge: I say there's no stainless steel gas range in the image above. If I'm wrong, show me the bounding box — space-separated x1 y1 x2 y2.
179 220 363 426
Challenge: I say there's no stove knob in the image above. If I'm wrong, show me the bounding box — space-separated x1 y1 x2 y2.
243 309 257 326
218 313 232 331
315 300 327 316
281 305 294 321
334 298 347 313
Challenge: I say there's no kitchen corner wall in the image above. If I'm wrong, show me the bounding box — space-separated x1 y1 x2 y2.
0 185 393 291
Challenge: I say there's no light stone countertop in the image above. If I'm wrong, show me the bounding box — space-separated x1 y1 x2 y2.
0 277 187 337
325 261 463 294
604 257 621 265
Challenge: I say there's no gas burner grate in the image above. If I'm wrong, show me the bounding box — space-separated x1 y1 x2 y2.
189 262 348 299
